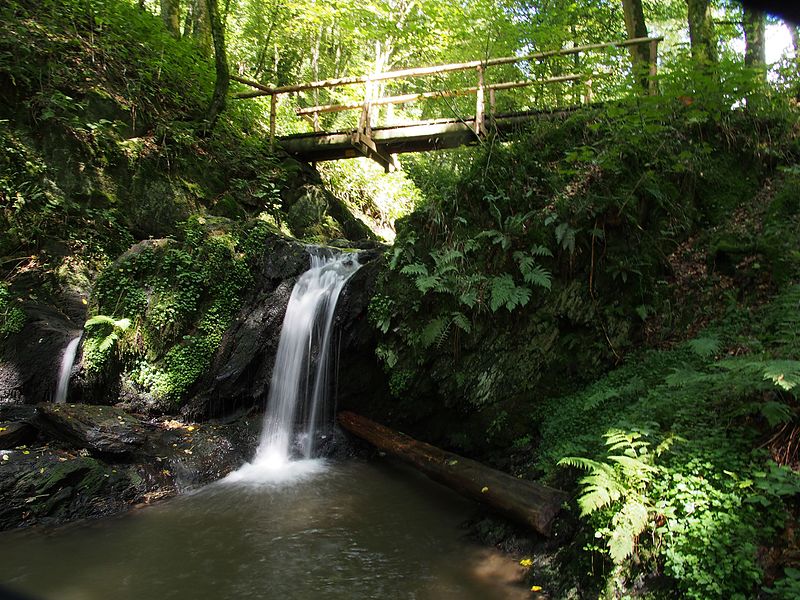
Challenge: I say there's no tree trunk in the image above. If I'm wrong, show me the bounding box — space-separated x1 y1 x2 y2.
338 412 568 537
621 0 650 89
743 7 766 71
160 0 180 38
193 0 213 57
205 0 229 128
687 0 717 65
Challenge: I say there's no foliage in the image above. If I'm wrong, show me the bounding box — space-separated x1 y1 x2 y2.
82 315 131 373
371 93 799 452
545 284 800 599
559 429 674 563
88 217 272 405
0 282 25 337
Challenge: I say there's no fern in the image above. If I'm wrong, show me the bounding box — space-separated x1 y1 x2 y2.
420 317 448 349
489 274 531 312
400 263 428 277
513 250 553 290
759 360 800 392
559 429 669 565
451 311 472 334
687 336 721 358
82 315 131 373
414 274 442 293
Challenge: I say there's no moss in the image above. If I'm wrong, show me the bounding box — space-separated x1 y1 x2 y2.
86 216 275 408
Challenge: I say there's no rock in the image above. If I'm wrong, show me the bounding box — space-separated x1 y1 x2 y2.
0 449 142 531
182 234 310 419
0 264 88 406
183 240 389 421
36 403 147 455
0 422 37 449
333 257 393 418
0 273 85 406
0 406 261 531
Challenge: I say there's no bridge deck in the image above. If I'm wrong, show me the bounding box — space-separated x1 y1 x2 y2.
279 109 574 168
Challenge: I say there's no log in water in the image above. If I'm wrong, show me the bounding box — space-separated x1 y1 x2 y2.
338 411 568 537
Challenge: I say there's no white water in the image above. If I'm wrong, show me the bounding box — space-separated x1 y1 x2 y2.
226 250 361 484
55 336 81 404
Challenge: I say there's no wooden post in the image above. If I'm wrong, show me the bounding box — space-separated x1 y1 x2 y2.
359 79 373 136
312 111 320 132
648 39 659 96
489 87 496 131
585 78 593 104
269 93 277 146
475 65 485 138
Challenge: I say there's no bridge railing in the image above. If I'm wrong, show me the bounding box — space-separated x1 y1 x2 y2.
232 36 663 146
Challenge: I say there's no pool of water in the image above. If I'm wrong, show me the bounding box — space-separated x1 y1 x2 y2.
0 459 529 600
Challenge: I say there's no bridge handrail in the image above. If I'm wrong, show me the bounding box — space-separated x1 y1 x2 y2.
232 35 663 146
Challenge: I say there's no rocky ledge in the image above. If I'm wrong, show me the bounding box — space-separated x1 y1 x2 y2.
0 403 259 531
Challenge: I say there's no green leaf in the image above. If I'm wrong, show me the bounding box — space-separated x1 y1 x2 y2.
687 336 721 358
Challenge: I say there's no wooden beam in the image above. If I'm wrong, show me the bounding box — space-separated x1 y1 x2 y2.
294 74 582 117
338 412 567 537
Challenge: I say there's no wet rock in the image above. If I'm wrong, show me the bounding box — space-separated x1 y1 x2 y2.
184 239 389 421
182 235 310 419
0 449 143 530
0 284 84 406
37 403 148 455
0 407 260 531
333 257 393 419
0 422 37 449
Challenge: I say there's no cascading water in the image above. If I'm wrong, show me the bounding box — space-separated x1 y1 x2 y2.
55 335 81 404
226 249 361 483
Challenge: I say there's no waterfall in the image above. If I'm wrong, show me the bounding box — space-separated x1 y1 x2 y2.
55 336 81 404
225 249 360 484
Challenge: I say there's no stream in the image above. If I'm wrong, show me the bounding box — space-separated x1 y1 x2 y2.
0 459 529 599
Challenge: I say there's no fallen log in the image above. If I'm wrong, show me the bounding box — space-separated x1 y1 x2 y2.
338 411 567 537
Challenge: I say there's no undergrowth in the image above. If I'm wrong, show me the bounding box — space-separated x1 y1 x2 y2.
537 284 800 599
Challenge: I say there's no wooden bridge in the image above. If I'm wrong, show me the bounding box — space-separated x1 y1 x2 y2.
233 37 662 171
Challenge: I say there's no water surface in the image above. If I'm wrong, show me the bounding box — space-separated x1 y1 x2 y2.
0 459 529 600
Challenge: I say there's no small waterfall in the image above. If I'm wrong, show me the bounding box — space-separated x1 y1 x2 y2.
226 249 360 483
55 336 81 404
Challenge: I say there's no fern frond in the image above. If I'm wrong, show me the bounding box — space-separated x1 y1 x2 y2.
687 336 721 358
761 401 795 427
557 456 604 471
451 311 472 334
85 315 116 329
459 289 478 308
577 482 624 516
760 360 800 392
400 263 428 277
420 318 448 349
522 265 552 290
608 501 649 563
608 455 657 475
415 275 441 294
